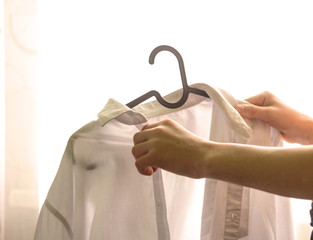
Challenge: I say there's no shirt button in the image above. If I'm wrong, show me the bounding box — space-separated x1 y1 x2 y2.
231 211 239 222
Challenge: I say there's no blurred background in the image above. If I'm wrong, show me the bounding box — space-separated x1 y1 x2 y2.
1 0 313 239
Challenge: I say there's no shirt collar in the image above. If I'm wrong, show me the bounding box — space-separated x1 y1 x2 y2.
97 83 252 141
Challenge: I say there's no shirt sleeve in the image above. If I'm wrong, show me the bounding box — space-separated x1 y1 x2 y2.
34 139 75 240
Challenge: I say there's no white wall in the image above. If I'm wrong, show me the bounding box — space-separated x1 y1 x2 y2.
0 0 5 237
37 0 313 238
3 0 39 239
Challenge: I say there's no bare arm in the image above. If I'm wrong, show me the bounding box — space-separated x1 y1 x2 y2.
207 142 313 199
132 119 313 200
132 92 313 200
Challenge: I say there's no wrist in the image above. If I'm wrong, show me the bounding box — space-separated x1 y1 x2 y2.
302 115 313 145
201 141 231 179
284 111 313 145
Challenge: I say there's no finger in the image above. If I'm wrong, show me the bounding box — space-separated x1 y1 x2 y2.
143 166 155 176
135 154 155 176
135 164 154 176
142 119 175 130
133 127 159 144
141 122 161 130
132 142 149 159
245 94 267 106
134 120 169 144
133 123 158 145
133 131 148 145
235 104 267 120
245 91 275 107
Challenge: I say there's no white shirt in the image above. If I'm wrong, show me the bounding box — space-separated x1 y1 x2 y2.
34 83 295 240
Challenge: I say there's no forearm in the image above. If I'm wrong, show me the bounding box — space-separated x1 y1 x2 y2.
205 142 313 200
133 118 313 200
297 115 313 145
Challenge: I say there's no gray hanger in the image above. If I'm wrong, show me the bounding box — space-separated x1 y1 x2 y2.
126 45 210 109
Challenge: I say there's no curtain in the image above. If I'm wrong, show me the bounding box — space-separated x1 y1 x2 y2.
1 0 38 239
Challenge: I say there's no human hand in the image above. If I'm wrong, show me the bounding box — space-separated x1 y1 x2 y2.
236 91 313 144
132 119 212 178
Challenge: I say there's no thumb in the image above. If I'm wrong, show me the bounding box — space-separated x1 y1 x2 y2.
235 104 266 120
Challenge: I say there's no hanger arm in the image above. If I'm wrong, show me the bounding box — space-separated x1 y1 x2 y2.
126 90 159 109
126 45 210 109
126 89 189 109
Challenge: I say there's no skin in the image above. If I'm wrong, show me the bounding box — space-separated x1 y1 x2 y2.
132 91 313 200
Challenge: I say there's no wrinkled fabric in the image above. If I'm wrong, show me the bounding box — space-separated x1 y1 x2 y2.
34 83 295 240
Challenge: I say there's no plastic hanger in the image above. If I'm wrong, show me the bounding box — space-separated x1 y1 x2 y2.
126 45 210 109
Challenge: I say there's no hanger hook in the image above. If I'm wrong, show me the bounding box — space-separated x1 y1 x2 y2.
126 45 210 109
148 45 188 89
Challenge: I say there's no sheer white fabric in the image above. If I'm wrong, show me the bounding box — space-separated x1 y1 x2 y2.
34 83 295 240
